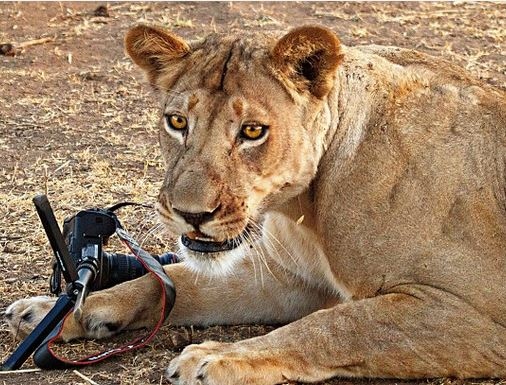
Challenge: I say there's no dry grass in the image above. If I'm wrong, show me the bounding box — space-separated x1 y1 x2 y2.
0 2 505 384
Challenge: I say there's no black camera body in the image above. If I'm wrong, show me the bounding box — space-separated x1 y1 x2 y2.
63 208 118 291
48 207 175 295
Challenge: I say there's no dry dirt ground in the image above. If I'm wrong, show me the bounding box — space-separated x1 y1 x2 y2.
0 2 505 385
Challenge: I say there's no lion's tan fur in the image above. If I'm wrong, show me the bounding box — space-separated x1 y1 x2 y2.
6 25 506 384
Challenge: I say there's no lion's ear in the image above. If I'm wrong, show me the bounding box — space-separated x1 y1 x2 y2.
125 25 190 86
272 26 343 98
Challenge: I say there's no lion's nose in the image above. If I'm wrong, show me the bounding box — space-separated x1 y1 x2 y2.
173 207 218 229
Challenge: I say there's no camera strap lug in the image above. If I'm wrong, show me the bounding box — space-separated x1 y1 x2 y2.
49 261 62 295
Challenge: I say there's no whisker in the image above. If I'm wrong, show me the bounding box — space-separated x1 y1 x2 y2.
238 230 258 286
193 267 201 286
242 228 265 287
247 219 298 284
224 228 240 279
246 229 275 286
251 218 300 269
124 205 157 237
253 232 279 283
139 223 164 248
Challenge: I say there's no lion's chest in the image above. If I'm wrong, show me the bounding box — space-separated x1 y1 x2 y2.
260 212 353 300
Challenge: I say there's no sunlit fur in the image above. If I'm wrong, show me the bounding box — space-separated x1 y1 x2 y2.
6 24 506 384
146 32 332 276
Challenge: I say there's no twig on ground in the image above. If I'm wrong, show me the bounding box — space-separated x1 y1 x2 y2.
0 368 42 374
17 37 54 49
0 235 22 240
73 369 101 385
1 37 55 56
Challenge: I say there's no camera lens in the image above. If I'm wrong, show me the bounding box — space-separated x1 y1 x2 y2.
98 252 177 289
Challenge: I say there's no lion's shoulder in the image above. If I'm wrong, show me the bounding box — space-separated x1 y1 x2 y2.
354 45 506 99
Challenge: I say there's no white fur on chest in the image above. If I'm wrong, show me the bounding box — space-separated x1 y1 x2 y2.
177 210 352 303
260 212 352 301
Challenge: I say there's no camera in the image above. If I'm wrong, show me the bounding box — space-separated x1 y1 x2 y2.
49 206 176 295
1 195 177 371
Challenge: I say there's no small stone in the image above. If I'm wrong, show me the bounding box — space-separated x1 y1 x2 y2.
169 330 191 351
0 43 16 56
94 5 110 17
3 245 17 253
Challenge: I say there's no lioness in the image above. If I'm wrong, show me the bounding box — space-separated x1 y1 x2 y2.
5 25 506 384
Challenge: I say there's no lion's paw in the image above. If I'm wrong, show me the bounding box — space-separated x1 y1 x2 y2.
166 341 284 385
4 293 128 342
4 296 57 340
166 341 228 384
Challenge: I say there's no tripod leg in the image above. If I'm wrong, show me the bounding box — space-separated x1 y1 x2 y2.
1 295 74 371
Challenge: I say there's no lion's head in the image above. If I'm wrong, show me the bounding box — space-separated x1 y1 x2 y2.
125 25 343 274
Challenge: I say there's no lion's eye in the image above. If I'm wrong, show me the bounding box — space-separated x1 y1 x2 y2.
165 114 188 131
240 124 268 140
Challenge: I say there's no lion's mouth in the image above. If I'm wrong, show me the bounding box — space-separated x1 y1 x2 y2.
181 228 249 253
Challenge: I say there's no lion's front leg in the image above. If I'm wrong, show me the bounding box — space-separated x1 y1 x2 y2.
4 271 164 341
5 258 330 342
167 285 506 385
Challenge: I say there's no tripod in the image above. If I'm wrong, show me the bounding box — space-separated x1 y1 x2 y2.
2 195 98 370
2 194 176 371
